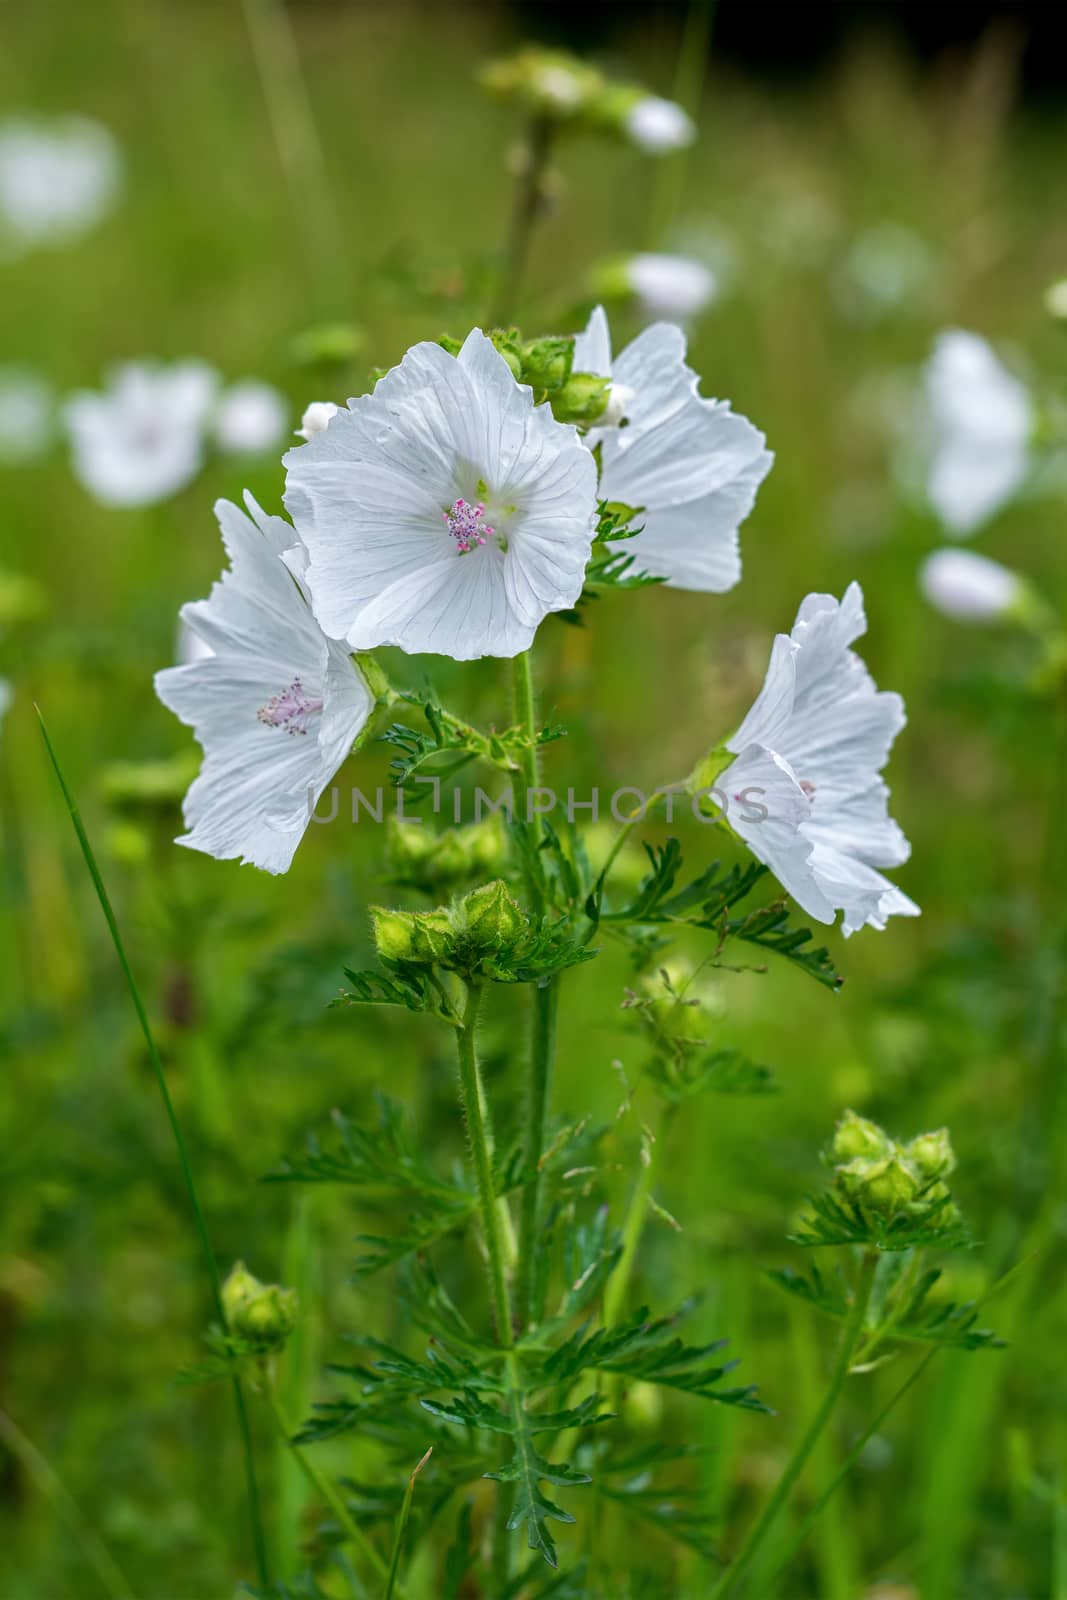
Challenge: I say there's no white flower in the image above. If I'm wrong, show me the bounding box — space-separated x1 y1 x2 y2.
718 583 918 936
0 116 120 256
155 494 373 875
925 330 1032 536
64 360 219 507
920 548 1023 622
626 253 716 321
574 306 771 592
625 96 696 154
214 381 288 455
0 367 53 464
283 330 598 661
297 400 339 441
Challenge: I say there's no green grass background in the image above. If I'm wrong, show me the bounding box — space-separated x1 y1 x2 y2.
2 2 1066 1596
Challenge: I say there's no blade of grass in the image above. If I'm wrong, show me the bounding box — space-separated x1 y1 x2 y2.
386 1448 433 1600
36 706 270 1588
0 1408 137 1600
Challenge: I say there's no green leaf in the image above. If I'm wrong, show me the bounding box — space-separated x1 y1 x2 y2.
723 901 843 992
789 1187 973 1253
649 1046 777 1101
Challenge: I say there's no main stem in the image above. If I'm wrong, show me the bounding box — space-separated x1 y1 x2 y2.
489 115 554 327
455 982 515 1347
710 1251 879 1600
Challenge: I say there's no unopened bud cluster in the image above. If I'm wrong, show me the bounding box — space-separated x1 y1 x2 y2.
372 879 529 978
222 1262 298 1354
385 815 507 894
439 328 613 426
479 48 695 155
830 1110 959 1223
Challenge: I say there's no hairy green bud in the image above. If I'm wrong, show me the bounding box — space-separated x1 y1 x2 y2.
222 1263 298 1353
520 336 573 394
371 905 451 965
457 879 526 947
904 1128 956 1181
550 372 613 425
841 1153 920 1214
831 1109 893 1164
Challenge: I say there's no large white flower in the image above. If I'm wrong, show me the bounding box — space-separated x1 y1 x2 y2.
155 493 373 875
64 360 219 507
283 330 598 660
0 116 121 256
718 584 918 936
925 330 1031 536
574 306 771 592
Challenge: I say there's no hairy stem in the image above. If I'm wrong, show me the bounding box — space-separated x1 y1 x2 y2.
262 1379 393 1588
710 1250 879 1600
37 710 270 1587
490 114 554 326
455 982 515 1347
515 976 558 1329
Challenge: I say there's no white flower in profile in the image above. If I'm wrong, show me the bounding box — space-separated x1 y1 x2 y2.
284 331 598 660
64 360 219 507
155 493 373 875
574 305 771 592
625 96 696 154
0 367 53 464
920 548 1023 622
297 400 339 441
718 583 918 936
626 254 715 321
214 381 288 455
925 331 1032 536
0 116 120 256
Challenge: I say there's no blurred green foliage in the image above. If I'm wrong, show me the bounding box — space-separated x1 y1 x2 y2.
2 3 1066 1597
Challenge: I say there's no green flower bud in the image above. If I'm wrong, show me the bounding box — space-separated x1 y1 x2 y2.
222 1262 298 1353
831 1109 893 1164
904 1128 956 1182
222 1261 262 1324
520 336 573 394
550 372 613 425
850 1154 921 1214
457 879 526 947
478 49 604 121
371 906 451 965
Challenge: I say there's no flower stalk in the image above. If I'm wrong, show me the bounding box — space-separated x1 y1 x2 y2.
454 981 515 1347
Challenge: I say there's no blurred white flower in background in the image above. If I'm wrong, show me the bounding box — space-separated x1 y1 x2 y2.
64 360 219 507
297 401 339 441
0 116 121 257
592 252 716 323
0 367 54 464
720 584 918 936
213 380 288 455
920 548 1024 622
574 305 772 591
156 494 374 874
925 330 1032 536
625 96 696 154
0 677 11 731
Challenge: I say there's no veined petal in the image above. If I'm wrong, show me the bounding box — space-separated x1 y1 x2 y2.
719 744 835 925
609 447 772 591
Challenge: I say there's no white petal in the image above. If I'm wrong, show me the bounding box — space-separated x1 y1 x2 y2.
718 744 835 924
610 449 772 591
573 306 613 377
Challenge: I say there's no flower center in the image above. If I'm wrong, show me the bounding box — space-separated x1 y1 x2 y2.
257 677 323 736
444 498 494 554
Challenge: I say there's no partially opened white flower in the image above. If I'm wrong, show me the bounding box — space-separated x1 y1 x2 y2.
64 360 219 507
925 331 1032 536
574 306 771 592
0 116 120 256
0 367 53 464
155 493 373 875
920 548 1023 622
625 96 696 154
284 330 598 660
718 583 918 936
297 401 339 441
214 381 288 455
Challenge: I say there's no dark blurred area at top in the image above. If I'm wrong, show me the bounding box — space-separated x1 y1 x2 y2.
512 1 1067 98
